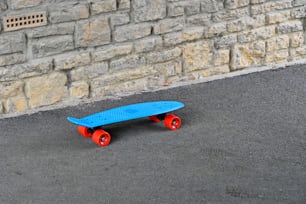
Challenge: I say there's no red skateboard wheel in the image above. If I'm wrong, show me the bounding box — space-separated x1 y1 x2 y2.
92 130 111 147
78 126 93 138
164 114 181 130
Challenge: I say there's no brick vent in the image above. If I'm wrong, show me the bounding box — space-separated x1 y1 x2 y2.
3 11 47 32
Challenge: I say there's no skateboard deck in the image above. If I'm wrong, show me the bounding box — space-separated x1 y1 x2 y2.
67 101 184 147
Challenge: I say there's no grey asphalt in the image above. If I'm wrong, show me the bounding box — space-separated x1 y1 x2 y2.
1 65 306 204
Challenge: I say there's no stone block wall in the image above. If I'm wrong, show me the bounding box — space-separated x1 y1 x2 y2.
0 0 306 114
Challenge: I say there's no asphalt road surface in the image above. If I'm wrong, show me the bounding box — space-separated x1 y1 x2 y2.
1 65 306 204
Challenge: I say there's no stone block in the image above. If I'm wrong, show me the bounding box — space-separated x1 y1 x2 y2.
91 67 155 87
290 32 304 48
188 65 230 79
204 23 227 38
201 0 223 13
182 40 214 72
266 35 290 52
70 62 108 81
110 55 145 71
168 2 185 17
153 60 182 78
277 21 303 34
266 49 289 63
127 68 156 81
0 59 52 82
214 34 237 48
164 32 185 47
10 0 41 9
214 49 230 66
54 52 91 70
225 0 249 9
32 35 74 58
216 65 231 76
134 36 163 53
69 81 89 99
0 33 25 55
294 0 306 6
185 1 201 16
0 102 3 113
164 27 204 46
266 11 290 24
90 67 157 97
146 47 182 64
213 7 249 22
153 17 184 34
27 23 75 38
291 46 306 59
250 0 265 4
231 41 265 70
133 0 166 22
181 27 204 41
90 66 156 97
92 43 133 62
292 6 306 18
76 17 111 47
227 15 265 32
0 53 26 66
238 26 275 43
0 0 7 11
25 72 68 109
111 13 130 27
91 0 116 15
208 65 230 76
187 13 211 26
0 81 24 98
114 23 152 42
92 78 149 98
118 0 130 10
4 96 28 113
251 0 292 15
49 3 89 23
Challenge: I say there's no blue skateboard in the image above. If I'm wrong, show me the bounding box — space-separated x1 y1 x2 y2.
67 101 185 147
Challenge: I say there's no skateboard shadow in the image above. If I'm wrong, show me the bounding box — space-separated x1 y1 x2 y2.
101 118 168 144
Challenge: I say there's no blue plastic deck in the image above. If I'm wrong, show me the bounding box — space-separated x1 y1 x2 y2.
67 101 184 128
